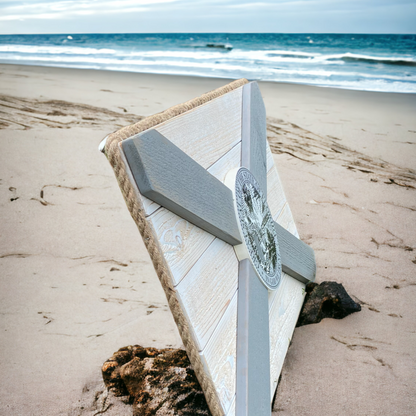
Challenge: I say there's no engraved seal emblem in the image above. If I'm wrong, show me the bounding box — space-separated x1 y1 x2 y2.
232 167 282 290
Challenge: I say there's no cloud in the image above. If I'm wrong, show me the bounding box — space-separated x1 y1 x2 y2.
0 0 415 33
225 2 272 8
0 0 177 21
224 0 416 11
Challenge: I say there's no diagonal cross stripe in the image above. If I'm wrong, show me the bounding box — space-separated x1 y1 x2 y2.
120 82 316 415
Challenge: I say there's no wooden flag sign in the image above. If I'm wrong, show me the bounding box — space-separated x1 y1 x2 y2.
101 79 316 416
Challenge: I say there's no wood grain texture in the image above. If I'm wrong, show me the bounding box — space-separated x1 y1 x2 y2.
249 82 267 193
268 275 305 396
208 143 241 184
274 222 316 284
268 202 299 309
267 165 287 222
156 87 243 170
235 259 271 416
266 141 274 173
238 84 271 415
122 130 242 246
118 142 154 216
134 87 244 218
138 142 241 216
137 90 245 415
175 238 239 351
241 82 267 193
200 291 238 416
265 177 306 403
241 83 251 171
267 143 316 286
226 397 236 416
148 208 215 287
142 195 160 217
115 83 310 416
275 203 299 238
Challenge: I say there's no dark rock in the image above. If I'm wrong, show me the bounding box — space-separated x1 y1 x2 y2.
102 345 211 416
296 281 361 327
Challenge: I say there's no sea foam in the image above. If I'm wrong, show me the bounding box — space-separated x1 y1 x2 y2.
0 33 415 93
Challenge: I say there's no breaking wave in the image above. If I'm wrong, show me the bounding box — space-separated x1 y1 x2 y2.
0 33 415 93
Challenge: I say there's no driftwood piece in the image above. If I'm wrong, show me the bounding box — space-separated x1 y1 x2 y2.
102 345 211 416
296 281 361 327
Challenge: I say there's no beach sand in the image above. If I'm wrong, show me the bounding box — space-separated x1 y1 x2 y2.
0 63 415 415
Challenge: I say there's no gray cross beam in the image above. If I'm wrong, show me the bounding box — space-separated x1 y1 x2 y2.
120 82 316 415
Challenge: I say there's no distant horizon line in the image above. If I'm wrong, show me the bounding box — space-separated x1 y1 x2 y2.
1 32 416 36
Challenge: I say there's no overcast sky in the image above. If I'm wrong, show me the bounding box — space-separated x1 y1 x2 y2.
0 0 415 35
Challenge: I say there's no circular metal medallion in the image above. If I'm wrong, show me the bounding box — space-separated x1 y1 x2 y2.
234 168 281 290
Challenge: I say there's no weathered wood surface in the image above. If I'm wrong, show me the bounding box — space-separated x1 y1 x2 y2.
122 130 241 245
236 259 271 416
118 84 307 416
156 87 243 171
200 291 238 414
267 165 287 221
241 82 267 193
274 222 316 284
149 209 215 287
268 275 305 394
237 82 271 416
175 238 239 351
226 399 236 416
127 87 244 416
208 143 241 184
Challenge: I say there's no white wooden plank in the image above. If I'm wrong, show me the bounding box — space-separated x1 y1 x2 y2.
138 96 243 416
265 169 305 398
275 203 299 238
226 397 236 416
267 165 287 221
268 275 305 396
148 209 215 286
274 222 316 284
142 196 160 217
123 130 242 246
175 238 239 351
266 141 274 173
119 142 161 216
268 199 298 303
208 142 242 183
287 218 298 237
122 88 243 218
156 87 243 170
200 291 238 416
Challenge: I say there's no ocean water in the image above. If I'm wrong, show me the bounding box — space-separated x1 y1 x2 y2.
1 33 415 93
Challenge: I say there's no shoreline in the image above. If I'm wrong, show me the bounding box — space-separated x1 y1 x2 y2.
0 63 415 415
2 61 416 95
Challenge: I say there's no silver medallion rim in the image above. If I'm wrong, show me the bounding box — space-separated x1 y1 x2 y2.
234 167 282 291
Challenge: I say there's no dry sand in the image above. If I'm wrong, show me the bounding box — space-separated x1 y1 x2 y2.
0 63 415 415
